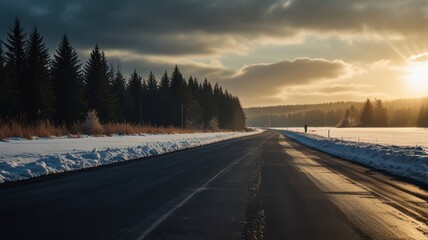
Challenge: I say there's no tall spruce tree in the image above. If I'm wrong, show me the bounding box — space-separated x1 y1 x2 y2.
200 79 219 129
141 78 150 123
23 27 54 121
222 90 234 129
51 35 86 123
359 98 374 127
187 76 199 99
182 76 203 129
0 43 7 117
159 71 170 126
169 65 185 127
337 108 351 127
214 83 227 128
231 96 246 130
127 70 143 123
4 18 26 116
374 99 388 127
83 45 115 121
111 63 129 122
146 71 158 125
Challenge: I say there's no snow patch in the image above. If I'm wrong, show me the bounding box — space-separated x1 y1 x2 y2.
282 131 428 185
0 130 262 183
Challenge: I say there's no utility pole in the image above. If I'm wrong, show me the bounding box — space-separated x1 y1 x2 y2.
139 95 142 124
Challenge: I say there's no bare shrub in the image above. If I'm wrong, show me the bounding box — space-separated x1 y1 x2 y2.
83 110 104 136
206 117 219 130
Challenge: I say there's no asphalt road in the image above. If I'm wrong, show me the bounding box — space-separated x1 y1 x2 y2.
0 131 427 239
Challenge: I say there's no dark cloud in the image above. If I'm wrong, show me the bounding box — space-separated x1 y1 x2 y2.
0 0 426 57
220 58 350 97
0 0 424 106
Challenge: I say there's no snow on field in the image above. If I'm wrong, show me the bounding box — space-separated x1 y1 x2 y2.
274 127 428 150
0 130 262 183
281 130 428 185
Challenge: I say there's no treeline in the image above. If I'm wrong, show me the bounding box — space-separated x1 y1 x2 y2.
0 19 246 130
246 98 428 127
245 102 360 119
339 98 428 127
418 106 428 127
338 99 388 127
249 109 345 127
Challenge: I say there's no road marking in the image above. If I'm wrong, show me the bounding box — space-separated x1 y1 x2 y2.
136 135 271 240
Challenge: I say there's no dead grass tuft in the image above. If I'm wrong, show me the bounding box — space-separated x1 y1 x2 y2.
0 112 226 140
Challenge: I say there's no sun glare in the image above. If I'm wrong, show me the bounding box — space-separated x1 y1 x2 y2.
405 61 428 92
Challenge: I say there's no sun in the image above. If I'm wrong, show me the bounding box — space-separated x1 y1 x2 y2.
405 61 428 91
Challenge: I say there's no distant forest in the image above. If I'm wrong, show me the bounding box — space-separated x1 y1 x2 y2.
245 97 428 128
0 19 246 130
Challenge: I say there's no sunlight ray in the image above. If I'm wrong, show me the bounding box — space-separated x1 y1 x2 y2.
374 31 409 63
411 38 421 54
401 42 414 58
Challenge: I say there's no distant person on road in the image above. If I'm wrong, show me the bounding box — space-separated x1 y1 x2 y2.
304 124 308 133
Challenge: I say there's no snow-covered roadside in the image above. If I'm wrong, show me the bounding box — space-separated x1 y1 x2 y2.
282 131 428 185
0 130 262 183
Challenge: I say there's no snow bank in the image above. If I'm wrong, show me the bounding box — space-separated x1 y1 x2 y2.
282 131 428 185
274 127 428 150
0 130 261 183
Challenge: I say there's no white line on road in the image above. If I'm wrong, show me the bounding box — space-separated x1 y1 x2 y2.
136 135 271 240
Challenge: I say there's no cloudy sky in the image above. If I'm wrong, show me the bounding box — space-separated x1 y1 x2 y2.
1 0 428 107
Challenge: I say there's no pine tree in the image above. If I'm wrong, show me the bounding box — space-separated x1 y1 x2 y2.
127 70 143 123
214 83 227 128
23 26 55 121
83 45 115 122
182 76 202 129
141 78 149 123
146 71 158 125
222 90 234 129
200 79 219 129
3 18 26 116
51 35 86 123
158 71 170 126
337 108 350 127
231 96 246 130
374 99 388 127
359 99 374 127
0 43 7 117
187 76 199 99
169 65 185 127
111 63 129 122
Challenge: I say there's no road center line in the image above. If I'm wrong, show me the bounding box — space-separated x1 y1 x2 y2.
136 135 270 240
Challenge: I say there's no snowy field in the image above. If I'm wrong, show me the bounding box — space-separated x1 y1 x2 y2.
281 131 428 185
0 130 262 183
274 127 428 150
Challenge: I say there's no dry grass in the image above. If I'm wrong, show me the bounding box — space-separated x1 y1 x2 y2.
0 120 205 140
0 110 241 140
0 120 69 140
2 121 231 141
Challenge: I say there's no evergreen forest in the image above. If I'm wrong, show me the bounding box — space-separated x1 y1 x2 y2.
0 19 246 131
